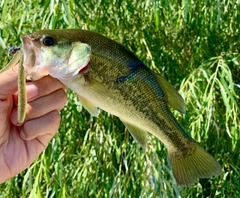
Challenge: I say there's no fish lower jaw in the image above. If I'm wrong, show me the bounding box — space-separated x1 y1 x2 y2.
50 60 90 82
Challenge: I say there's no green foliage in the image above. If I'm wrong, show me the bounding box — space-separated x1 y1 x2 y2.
0 0 239 197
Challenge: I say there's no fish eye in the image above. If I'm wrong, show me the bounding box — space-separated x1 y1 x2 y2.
42 36 55 46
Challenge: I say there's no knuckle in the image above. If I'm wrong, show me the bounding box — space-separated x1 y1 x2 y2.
48 111 61 126
22 110 60 140
34 76 53 94
55 89 67 107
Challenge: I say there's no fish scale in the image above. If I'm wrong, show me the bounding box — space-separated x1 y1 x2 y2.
87 51 209 154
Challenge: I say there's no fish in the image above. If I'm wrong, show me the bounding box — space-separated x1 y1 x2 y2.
0 29 221 187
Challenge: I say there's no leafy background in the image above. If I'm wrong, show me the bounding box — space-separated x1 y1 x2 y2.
0 0 239 197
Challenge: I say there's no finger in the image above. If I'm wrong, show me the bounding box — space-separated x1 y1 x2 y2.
20 110 61 141
13 75 67 106
0 65 18 100
11 89 67 125
26 75 67 102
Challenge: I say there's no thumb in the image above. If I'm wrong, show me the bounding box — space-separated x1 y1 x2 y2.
0 64 19 100
0 64 19 137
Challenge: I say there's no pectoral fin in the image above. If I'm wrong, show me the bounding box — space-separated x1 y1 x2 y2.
153 73 186 114
87 77 111 97
77 95 99 117
120 118 148 148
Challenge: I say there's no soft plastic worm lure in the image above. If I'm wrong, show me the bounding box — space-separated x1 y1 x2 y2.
0 47 27 123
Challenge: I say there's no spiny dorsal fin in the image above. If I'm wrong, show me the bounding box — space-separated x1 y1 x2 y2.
153 72 186 114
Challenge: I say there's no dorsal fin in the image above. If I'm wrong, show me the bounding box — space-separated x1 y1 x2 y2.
153 72 186 114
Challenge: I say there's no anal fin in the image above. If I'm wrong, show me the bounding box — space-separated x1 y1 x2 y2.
120 118 148 148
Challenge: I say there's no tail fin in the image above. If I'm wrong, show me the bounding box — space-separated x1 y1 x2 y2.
168 142 222 187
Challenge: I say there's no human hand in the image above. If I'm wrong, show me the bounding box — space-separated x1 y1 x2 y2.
0 65 67 184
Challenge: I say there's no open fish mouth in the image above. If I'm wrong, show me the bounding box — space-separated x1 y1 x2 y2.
21 35 37 68
20 34 91 81
21 35 49 81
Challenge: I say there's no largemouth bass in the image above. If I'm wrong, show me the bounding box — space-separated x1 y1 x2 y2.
0 29 221 187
